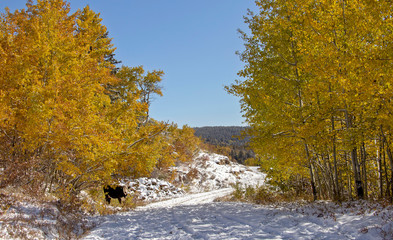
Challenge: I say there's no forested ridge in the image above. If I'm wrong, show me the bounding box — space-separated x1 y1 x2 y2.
194 126 255 164
193 126 249 146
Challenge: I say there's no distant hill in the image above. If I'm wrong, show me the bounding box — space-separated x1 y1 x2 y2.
193 126 250 147
193 126 254 164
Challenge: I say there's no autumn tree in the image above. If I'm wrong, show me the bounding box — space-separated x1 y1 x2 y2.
227 0 393 200
152 124 201 180
0 0 125 196
0 0 184 200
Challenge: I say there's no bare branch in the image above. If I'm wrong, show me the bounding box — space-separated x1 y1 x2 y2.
278 53 297 66
271 72 299 83
126 122 169 150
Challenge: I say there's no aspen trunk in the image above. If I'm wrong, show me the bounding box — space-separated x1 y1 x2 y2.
305 143 317 201
380 126 393 200
344 152 352 199
315 166 322 199
361 142 368 199
345 111 364 199
384 142 393 202
377 137 383 198
332 135 340 200
323 154 334 199
329 83 340 199
351 148 364 198
383 147 390 198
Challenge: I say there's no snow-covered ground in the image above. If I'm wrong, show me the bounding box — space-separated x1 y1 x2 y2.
121 177 185 201
140 188 233 209
83 191 393 240
172 151 266 193
0 194 91 239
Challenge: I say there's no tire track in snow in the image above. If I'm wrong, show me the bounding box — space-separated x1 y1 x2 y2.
137 189 233 240
171 208 210 240
218 212 260 228
138 188 233 210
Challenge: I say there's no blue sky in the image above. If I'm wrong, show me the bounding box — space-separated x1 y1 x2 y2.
0 0 258 127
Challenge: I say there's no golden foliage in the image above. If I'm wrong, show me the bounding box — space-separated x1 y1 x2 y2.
227 0 393 200
0 1 200 200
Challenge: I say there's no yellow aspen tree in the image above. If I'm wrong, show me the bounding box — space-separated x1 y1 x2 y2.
227 0 319 197
107 65 168 179
227 0 393 200
0 0 119 196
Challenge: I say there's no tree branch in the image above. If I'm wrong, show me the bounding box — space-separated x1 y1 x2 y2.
126 122 169 150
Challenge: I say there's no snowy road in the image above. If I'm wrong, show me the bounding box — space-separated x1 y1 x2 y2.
139 188 233 209
83 189 391 240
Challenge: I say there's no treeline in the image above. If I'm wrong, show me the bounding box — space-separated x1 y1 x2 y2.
227 0 393 201
194 126 254 164
0 0 200 201
194 126 249 146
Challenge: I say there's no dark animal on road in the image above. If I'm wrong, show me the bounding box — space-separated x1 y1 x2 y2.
103 185 127 204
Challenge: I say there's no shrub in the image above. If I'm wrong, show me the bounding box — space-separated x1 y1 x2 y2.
231 182 244 200
244 185 256 201
230 184 308 204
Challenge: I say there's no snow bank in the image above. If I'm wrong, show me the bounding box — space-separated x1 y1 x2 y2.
0 195 91 240
115 151 265 203
120 177 185 202
172 151 266 193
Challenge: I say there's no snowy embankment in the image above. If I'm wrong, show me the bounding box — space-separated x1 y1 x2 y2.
113 151 263 203
171 151 265 193
118 151 265 203
121 177 185 201
0 194 91 239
